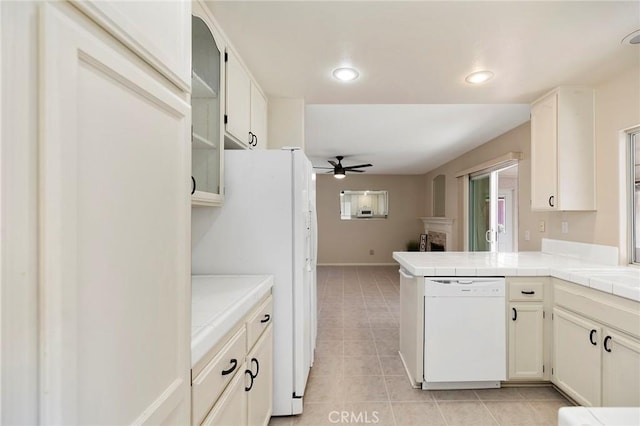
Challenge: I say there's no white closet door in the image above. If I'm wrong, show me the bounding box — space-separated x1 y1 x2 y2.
39 3 190 425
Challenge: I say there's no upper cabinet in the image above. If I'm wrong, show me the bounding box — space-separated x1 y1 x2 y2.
225 50 268 149
191 3 225 207
530 87 596 211
72 0 191 90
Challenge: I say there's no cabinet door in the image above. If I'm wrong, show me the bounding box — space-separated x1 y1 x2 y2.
71 0 190 90
40 3 190 424
508 304 544 380
531 93 558 211
553 308 601 406
247 326 273 426
225 50 251 147
602 330 640 407
191 7 224 206
202 363 249 426
250 82 268 149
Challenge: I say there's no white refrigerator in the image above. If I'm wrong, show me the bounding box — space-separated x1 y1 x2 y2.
191 148 317 416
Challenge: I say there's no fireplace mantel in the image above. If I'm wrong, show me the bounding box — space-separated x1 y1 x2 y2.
419 217 455 251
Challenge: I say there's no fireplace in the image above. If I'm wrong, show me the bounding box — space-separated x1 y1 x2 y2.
420 217 454 251
430 242 445 252
426 230 447 252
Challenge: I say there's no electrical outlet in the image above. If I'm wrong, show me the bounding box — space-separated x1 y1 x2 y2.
539 221 546 232
561 221 569 234
524 230 531 241
369 249 374 255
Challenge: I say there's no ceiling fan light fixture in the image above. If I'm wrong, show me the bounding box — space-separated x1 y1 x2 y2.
334 170 346 179
622 29 640 45
465 70 494 84
332 67 359 82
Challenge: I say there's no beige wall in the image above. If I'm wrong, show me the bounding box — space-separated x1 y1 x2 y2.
316 174 425 264
423 122 549 251
546 66 640 262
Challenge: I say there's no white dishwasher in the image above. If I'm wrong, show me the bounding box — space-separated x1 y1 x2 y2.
423 277 506 390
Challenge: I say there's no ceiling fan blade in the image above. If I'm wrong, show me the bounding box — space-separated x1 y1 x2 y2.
314 167 334 170
347 169 365 173
328 160 338 167
343 164 372 170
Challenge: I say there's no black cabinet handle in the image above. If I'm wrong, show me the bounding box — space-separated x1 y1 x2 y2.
549 195 555 207
604 336 612 352
521 290 535 295
221 359 237 376
512 307 517 321
251 133 258 147
589 329 597 346
244 369 254 391
248 131 256 147
250 357 260 378
260 314 271 323
191 176 196 195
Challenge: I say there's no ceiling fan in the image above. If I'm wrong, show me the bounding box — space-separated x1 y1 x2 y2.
315 156 373 179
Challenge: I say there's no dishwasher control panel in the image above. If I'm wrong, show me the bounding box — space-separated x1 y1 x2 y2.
424 277 505 297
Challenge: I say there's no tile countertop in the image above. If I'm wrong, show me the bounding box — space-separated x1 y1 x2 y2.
392 251 640 302
191 274 273 367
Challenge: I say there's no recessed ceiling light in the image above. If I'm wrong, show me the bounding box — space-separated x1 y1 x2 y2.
622 29 640 45
332 67 359 82
465 70 494 84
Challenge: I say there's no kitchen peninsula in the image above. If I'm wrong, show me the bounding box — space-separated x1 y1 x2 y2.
393 239 640 409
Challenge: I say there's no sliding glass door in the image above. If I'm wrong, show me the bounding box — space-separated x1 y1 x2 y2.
469 164 518 252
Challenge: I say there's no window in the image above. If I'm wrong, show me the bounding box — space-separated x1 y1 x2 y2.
339 190 388 220
631 130 640 264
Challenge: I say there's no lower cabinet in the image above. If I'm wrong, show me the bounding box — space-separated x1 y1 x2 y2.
601 329 640 406
553 307 602 406
508 303 544 379
202 363 249 426
192 295 273 426
553 307 640 407
506 277 549 381
247 326 273 426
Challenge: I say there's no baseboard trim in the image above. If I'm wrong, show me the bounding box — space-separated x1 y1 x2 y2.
317 263 398 266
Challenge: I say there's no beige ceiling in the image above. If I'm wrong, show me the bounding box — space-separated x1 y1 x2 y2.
208 1 640 174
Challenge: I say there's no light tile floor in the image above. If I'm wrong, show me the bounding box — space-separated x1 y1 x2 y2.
270 266 573 426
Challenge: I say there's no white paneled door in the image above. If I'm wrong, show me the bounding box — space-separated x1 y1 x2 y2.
39 3 191 424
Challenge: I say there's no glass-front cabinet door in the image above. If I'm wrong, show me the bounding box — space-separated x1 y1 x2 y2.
191 12 224 206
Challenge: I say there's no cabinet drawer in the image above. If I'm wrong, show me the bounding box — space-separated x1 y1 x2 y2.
509 280 544 301
247 296 272 351
192 326 247 426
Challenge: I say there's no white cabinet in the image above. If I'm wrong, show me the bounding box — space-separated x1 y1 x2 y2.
553 279 640 407
39 3 190 424
553 308 602 406
601 329 640 407
191 2 225 206
507 278 549 381
250 82 268 150
530 87 595 211
202 363 249 426
192 295 273 426
246 326 273 426
225 50 267 149
509 304 545 380
72 0 191 90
